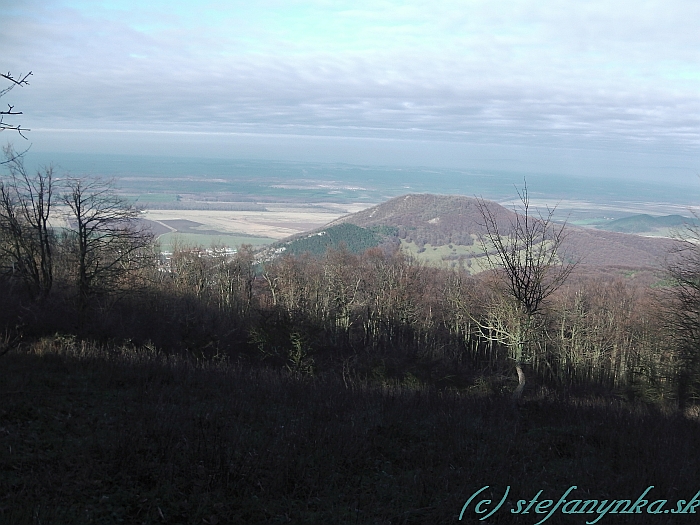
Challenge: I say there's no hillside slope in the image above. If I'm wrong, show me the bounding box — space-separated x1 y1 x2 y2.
326 194 679 269
327 194 512 245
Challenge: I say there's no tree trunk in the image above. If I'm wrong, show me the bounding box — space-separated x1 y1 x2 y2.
513 364 526 402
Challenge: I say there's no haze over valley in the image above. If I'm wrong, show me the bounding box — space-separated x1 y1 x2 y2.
23 152 700 259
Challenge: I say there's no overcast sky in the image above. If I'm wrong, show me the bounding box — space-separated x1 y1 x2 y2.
2 0 699 180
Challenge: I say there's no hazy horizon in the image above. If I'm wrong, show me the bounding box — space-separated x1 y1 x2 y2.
4 1 699 185
17 151 700 221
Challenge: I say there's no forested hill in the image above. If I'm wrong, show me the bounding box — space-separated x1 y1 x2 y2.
562 228 676 268
274 223 383 257
269 194 679 269
327 194 513 246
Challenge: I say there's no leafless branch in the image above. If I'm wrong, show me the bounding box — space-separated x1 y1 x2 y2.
0 71 32 89
0 71 32 138
62 177 155 308
0 145 54 299
0 327 23 357
476 180 577 316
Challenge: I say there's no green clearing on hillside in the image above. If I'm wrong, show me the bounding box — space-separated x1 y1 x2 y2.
401 237 565 274
400 239 489 273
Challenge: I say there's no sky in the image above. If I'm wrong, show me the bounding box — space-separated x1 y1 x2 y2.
2 0 699 181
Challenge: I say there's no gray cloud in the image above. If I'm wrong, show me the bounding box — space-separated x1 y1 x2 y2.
3 0 699 176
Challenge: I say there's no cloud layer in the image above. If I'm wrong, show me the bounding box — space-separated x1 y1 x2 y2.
3 0 699 172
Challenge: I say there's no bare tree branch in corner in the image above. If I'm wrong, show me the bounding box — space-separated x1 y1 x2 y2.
0 71 32 139
475 181 577 401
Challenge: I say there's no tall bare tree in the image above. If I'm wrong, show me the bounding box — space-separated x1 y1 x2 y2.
476 182 577 400
62 177 153 309
0 145 54 299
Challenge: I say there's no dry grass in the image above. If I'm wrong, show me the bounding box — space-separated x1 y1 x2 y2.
2 338 699 524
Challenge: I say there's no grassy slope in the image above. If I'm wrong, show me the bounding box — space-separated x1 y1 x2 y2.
401 239 491 273
2 340 700 524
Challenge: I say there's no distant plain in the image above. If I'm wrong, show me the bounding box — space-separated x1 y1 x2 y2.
29 152 700 249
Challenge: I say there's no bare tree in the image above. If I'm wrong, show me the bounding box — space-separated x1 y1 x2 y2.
476 181 577 400
0 145 54 299
62 177 154 309
666 216 700 409
1 71 32 139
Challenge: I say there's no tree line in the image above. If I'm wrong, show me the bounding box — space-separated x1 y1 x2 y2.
0 146 153 309
1 147 700 407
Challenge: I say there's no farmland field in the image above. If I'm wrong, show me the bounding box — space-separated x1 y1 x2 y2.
156 233 275 251
143 203 371 249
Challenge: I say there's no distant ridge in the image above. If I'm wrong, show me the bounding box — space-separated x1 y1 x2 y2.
596 214 698 234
